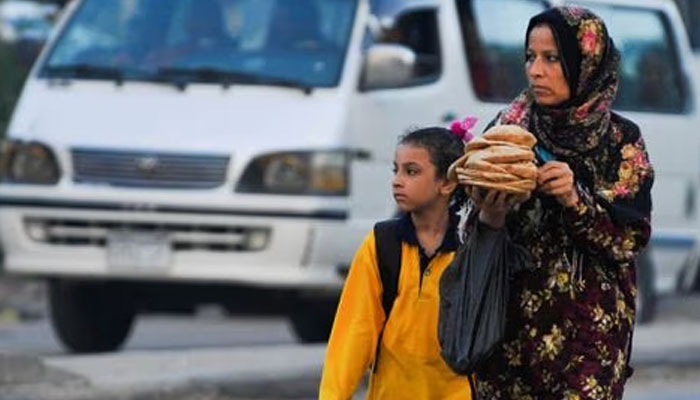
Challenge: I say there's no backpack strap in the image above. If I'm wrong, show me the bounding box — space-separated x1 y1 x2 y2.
374 219 402 318
372 218 402 373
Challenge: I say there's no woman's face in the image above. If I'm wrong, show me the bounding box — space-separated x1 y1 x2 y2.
526 24 571 106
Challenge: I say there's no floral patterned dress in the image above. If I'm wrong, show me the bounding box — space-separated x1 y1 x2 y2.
468 6 655 400
473 115 653 400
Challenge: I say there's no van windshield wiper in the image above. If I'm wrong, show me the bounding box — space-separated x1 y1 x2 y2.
154 66 314 94
43 64 128 84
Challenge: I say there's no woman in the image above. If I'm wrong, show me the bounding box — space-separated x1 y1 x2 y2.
456 7 654 399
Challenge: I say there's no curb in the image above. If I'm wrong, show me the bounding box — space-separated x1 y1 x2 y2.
2 345 325 400
0 352 44 385
2 368 320 400
0 352 81 386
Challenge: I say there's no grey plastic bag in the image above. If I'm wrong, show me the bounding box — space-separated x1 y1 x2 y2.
438 222 530 375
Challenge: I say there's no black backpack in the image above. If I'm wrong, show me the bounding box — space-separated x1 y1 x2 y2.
372 219 402 372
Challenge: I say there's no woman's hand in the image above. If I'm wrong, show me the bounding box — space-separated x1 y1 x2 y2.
465 186 514 229
537 161 580 208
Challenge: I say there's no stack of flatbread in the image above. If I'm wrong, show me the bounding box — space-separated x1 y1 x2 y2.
448 125 538 195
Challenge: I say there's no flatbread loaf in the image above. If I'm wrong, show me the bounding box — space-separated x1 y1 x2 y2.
460 168 525 183
469 145 535 164
465 137 531 153
482 124 537 148
500 162 538 180
447 124 538 198
462 178 537 194
464 159 510 174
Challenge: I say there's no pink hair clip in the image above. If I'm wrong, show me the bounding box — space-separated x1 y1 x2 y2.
450 116 477 143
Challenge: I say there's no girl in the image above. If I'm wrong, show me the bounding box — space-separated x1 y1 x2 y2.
319 127 473 400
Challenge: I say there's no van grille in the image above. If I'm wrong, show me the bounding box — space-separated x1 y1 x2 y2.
24 217 270 252
72 149 230 189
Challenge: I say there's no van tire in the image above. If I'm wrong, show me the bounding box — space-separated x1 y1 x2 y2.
49 280 136 353
636 249 656 324
289 296 337 343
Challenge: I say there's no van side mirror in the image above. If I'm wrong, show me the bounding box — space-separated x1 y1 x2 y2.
360 44 417 91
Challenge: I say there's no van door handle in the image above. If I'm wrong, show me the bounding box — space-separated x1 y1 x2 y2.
351 148 372 161
685 182 696 218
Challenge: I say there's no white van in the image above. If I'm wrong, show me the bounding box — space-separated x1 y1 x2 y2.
0 0 696 352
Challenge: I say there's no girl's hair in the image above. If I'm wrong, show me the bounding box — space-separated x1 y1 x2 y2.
399 127 464 180
398 127 467 209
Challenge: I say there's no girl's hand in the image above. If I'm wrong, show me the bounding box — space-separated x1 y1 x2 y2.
537 161 580 208
465 186 514 229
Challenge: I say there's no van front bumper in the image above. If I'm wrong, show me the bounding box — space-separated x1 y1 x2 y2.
0 198 360 289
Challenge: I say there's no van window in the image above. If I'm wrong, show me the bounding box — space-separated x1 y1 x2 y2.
581 3 689 114
41 0 357 88
364 7 441 87
456 0 547 102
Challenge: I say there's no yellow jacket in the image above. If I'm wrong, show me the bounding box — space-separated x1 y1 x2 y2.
319 216 472 400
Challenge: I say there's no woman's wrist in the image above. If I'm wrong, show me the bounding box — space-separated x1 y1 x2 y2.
563 190 580 208
562 184 591 225
561 183 583 209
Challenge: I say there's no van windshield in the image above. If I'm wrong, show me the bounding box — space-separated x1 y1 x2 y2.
41 0 357 89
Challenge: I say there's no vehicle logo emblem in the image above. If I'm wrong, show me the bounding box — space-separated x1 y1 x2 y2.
136 156 159 174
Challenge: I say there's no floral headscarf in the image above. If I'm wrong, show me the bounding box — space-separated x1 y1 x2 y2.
500 6 619 157
497 6 653 224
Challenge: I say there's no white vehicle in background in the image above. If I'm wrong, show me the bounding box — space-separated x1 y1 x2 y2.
0 0 696 353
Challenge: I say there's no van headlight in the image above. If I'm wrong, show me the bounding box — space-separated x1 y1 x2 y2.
0 141 61 185
236 150 349 196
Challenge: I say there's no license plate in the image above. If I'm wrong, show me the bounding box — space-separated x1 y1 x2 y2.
107 231 172 272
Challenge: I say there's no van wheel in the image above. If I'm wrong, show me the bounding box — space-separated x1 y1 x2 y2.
289 296 338 343
49 280 136 353
636 249 656 324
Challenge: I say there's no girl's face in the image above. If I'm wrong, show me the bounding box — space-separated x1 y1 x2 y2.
392 144 453 213
526 24 571 106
